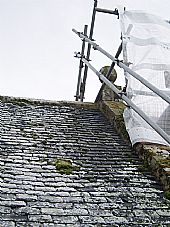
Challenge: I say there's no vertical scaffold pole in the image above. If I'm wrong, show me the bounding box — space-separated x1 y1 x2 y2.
75 25 88 101
80 0 98 102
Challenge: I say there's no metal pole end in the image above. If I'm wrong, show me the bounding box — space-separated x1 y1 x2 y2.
74 52 80 58
93 44 99 50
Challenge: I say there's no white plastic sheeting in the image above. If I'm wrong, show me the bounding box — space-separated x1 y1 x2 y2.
119 10 170 145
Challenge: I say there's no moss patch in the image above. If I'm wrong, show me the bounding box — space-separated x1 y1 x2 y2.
138 164 148 172
164 191 170 200
51 158 80 174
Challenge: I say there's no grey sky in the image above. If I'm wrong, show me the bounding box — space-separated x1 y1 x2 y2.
0 0 169 102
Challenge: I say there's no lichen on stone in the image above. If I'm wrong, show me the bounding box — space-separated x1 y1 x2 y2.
160 158 170 168
50 158 80 174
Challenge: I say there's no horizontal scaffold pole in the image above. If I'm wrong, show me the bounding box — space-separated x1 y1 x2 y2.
95 7 119 15
75 52 170 145
72 28 170 105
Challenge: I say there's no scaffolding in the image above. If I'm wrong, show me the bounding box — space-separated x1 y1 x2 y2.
73 1 170 146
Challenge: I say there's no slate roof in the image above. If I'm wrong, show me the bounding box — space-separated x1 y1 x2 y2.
0 97 170 226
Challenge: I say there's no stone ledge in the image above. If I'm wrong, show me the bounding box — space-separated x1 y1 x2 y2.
134 143 170 192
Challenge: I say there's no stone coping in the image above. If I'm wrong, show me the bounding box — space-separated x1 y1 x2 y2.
135 143 170 192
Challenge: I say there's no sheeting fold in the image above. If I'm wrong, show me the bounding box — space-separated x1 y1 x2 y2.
120 10 170 145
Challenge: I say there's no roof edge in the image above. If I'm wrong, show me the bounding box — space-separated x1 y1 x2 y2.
0 95 98 109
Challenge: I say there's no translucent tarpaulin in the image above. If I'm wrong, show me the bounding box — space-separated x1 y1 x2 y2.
119 10 170 145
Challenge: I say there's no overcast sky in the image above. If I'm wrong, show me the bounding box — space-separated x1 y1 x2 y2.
0 0 169 102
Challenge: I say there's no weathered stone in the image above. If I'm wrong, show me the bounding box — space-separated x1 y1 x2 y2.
28 214 52 222
0 206 12 214
41 208 65 216
1 201 26 208
52 216 78 224
0 221 15 227
16 193 37 202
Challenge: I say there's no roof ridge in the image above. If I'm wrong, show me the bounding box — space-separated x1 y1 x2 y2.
0 95 97 109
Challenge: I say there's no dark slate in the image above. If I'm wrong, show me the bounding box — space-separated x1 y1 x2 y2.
0 99 170 226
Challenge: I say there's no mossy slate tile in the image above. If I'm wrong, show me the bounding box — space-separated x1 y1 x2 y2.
0 98 169 226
